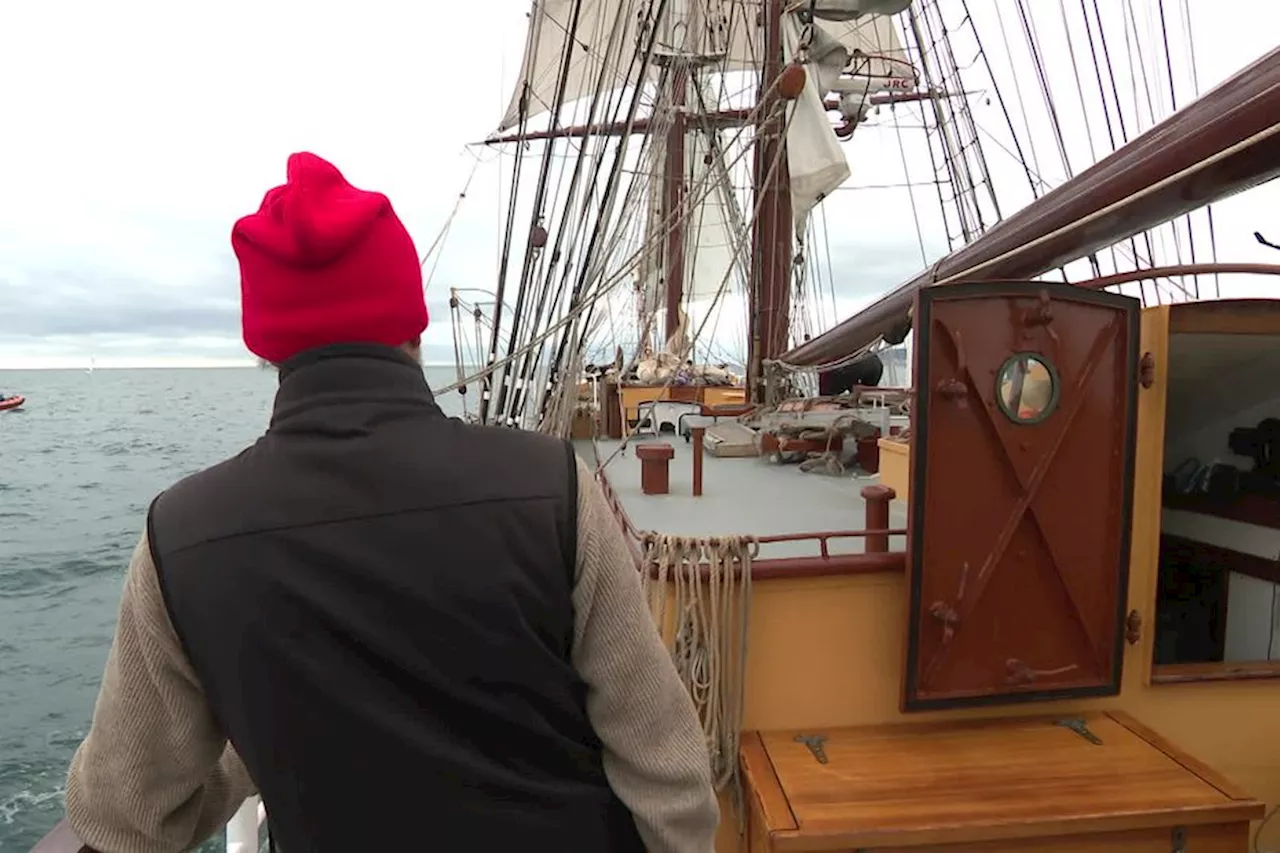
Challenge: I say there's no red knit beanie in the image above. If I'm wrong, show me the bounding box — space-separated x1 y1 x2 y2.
232 152 428 363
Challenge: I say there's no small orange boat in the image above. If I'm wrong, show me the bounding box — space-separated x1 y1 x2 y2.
0 395 25 412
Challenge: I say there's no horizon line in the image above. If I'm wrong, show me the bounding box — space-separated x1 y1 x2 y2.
0 362 468 371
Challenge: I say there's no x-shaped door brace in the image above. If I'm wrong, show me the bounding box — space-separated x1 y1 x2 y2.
920 314 1123 689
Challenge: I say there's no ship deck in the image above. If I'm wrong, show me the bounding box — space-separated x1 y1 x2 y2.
574 436 909 561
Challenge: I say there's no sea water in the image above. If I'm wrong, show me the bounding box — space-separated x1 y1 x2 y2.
0 366 471 851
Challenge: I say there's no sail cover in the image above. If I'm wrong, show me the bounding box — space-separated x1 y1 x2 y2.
498 0 913 131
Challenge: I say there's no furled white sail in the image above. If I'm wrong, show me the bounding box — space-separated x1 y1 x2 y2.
782 14 850 238
808 0 913 20
498 0 914 131
815 13 913 83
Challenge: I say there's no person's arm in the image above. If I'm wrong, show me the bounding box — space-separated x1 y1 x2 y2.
569 457 719 853
65 529 256 853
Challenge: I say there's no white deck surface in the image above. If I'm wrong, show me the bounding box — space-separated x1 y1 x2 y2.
576 436 909 560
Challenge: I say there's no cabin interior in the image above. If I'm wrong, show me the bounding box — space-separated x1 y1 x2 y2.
1154 308 1280 675
611 286 1280 852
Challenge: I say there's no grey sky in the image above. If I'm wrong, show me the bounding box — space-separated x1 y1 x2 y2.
0 0 1277 368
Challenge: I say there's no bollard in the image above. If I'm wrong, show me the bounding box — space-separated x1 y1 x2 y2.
636 443 676 495
861 484 896 553
691 426 705 497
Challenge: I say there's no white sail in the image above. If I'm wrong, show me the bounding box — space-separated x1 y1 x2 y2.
636 145 667 319
684 127 744 304
498 0 914 131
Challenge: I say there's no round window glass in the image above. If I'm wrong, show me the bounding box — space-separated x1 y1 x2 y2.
995 353 1058 424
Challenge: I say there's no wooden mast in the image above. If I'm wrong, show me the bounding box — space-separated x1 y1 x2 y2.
478 0 813 394
747 0 793 403
662 62 689 344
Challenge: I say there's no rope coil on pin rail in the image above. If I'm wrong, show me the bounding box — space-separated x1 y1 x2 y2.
641 531 757 818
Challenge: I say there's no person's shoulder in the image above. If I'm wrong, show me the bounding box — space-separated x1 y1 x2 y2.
150 440 263 521
452 419 570 457
446 421 580 490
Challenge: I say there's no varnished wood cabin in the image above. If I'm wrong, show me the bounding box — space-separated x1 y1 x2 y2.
682 287 1280 852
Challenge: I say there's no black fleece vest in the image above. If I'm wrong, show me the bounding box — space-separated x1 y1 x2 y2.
149 346 643 852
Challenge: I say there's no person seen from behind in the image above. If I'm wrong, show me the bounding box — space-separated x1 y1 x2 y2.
61 152 719 852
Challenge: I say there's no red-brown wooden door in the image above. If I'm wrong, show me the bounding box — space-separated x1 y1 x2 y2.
903 282 1140 711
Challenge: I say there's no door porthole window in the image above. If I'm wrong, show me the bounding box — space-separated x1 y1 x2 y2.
995 352 1059 424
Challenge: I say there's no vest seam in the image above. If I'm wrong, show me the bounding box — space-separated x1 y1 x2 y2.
148 493 198 672
161 494 565 557
149 494 235 743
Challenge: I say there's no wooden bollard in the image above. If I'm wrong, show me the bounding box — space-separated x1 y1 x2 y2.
861 484 896 553
691 426 705 497
636 443 675 495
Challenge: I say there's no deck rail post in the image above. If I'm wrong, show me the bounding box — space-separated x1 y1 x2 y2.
861 484 896 553
691 426 706 496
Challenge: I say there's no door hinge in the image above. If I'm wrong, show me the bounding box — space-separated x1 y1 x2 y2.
1126 609 1142 645
1171 825 1187 852
1139 352 1156 388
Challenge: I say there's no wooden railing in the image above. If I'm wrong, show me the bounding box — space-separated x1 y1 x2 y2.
29 797 264 853
28 820 93 853
594 457 908 579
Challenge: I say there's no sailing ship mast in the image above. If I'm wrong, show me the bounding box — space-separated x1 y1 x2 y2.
480 0 925 424
448 0 1250 429
746 0 790 403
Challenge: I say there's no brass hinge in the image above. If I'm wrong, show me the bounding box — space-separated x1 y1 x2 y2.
1139 352 1156 388
1171 825 1187 852
794 733 829 764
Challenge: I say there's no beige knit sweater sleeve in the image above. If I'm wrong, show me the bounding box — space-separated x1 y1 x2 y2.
64 463 718 853
65 531 257 853
570 457 720 852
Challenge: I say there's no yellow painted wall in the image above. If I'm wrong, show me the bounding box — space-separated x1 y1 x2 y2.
697 304 1280 851
876 437 910 502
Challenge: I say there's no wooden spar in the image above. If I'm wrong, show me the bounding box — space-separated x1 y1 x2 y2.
481 91 934 146
780 45 1280 369
747 0 793 403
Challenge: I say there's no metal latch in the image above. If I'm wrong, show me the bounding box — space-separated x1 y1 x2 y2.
1054 717 1103 745
1126 609 1142 645
794 733 828 764
1171 826 1186 852
1139 352 1156 388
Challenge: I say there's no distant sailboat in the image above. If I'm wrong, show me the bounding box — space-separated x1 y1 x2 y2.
86 357 95 376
